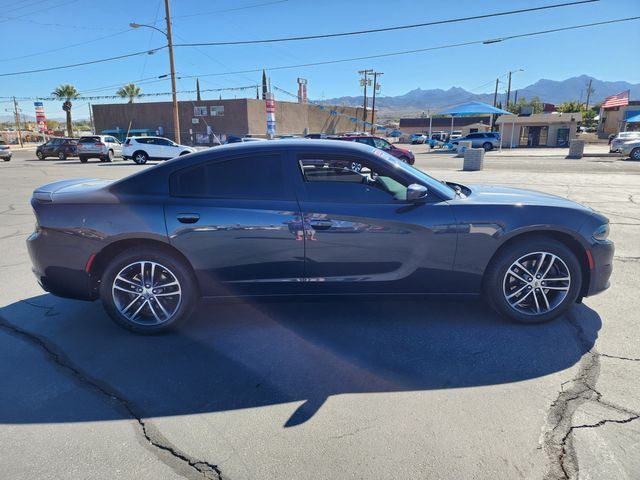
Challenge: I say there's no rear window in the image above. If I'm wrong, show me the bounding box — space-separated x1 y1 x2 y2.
124 138 131 145
79 136 100 143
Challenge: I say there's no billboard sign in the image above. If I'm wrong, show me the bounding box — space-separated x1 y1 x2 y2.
34 101 47 133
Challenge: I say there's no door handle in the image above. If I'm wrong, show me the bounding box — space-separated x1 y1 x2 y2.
177 213 200 224
310 221 332 230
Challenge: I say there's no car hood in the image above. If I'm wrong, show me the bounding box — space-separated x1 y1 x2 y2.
33 178 117 203
464 184 592 211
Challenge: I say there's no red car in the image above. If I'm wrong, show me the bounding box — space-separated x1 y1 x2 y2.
336 135 415 164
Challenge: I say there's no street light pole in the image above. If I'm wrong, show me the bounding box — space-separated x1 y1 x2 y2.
130 0 180 143
163 0 180 143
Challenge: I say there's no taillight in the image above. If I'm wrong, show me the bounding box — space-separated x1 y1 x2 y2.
95 142 105 147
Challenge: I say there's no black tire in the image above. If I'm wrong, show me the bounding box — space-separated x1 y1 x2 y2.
482 142 493 151
106 150 114 162
100 247 198 334
483 237 582 324
630 148 640 161
398 156 409 163
79 156 88 163
132 151 148 165
3 158 10 162
58 151 66 160
36 151 45 160
179 151 190 156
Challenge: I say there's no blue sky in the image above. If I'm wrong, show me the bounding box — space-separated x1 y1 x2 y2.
1 0 639 120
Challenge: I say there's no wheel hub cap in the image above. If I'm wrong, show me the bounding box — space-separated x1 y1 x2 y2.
111 261 182 326
502 251 571 316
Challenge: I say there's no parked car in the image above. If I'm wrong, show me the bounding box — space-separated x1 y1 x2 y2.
620 139 640 160
36 138 78 160
337 135 415 164
452 132 501 151
610 132 640 153
225 135 265 144
0 140 11 161
305 133 328 139
410 134 427 144
76 135 123 163
27 139 613 334
122 136 196 164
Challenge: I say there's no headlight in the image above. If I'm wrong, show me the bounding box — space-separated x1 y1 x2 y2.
592 223 609 241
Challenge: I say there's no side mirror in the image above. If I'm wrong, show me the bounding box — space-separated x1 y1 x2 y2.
407 183 428 202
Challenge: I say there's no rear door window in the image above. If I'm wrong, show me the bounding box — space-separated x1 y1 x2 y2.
170 154 289 200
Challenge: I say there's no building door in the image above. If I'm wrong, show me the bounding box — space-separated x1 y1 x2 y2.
519 126 548 146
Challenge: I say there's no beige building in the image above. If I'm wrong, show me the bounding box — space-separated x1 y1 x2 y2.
399 116 491 136
92 99 363 144
597 101 640 137
496 112 582 147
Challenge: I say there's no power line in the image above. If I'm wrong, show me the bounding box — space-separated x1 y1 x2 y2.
179 17 640 79
174 0 599 47
170 0 289 20
0 46 167 77
0 0 79 25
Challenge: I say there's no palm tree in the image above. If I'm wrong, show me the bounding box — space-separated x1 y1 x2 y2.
116 83 142 104
51 84 80 137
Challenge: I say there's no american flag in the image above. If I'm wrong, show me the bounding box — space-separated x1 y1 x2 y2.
602 90 630 109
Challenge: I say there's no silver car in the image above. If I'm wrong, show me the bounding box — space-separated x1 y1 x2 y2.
0 140 11 161
452 132 501 151
610 131 640 153
76 135 123 163
620 139 640 160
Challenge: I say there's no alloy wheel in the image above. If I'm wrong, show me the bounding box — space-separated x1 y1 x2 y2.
111 261 182 326
502 251 571 316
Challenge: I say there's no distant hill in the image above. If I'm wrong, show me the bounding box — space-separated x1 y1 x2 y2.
321 75 640 116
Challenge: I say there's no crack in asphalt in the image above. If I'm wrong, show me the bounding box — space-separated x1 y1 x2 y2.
542 312 640 480
0 315 225 480
600 352 640 362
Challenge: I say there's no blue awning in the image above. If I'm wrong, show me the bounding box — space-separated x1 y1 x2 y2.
626 113 640 123
438 101 512 116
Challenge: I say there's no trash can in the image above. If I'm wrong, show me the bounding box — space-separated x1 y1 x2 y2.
456 141 472 158
566 139 585 159
463 147 485 171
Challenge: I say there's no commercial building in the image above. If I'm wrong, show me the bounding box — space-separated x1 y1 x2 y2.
597 101 640 137
399 116 491 136
496 112 582 147
92 99 362 144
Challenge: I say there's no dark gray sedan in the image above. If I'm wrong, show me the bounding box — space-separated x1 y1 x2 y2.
27 140 613 334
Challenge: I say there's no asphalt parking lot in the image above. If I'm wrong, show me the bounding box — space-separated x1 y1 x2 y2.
1 147 639 480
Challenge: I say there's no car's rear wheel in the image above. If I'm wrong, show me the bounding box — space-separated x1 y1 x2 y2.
106 150 114 162
482 142 493 151
398 156 409 163
36 151 44 160
100 247 198 334
79 156 88 163
484 238 582 324
58 151 66 160
133 151 148 165
630 147 640 161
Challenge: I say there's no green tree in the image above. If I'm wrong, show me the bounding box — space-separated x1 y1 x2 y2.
582 109 596 127
116 83 142 103
507 96 544 114
51 84 80 136
557 100 582 113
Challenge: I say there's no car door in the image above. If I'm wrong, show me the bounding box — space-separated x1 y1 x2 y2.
106 136 122 156
294 150 458 294
140 138 159 158
164 150 305 296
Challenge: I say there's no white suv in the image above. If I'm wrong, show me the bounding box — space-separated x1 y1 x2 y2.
122 136 196 164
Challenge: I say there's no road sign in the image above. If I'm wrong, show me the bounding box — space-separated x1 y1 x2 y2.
34 101 47 133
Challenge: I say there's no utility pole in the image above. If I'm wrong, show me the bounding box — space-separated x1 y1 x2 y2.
370 71 383 134
585 78 594 111
358 69 373 125
13 97 23 148
505 71 512 112
164 0 180 143
490 77 499 131
88 103 95 134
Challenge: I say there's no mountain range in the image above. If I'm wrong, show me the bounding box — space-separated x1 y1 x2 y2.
320 75 640 116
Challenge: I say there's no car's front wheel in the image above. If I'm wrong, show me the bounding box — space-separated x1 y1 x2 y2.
79 156 88 163
630 147 640 161
482 142 493 151
100 247 198 334
58 151 66 160
36 151 45 160
484 237 582 324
